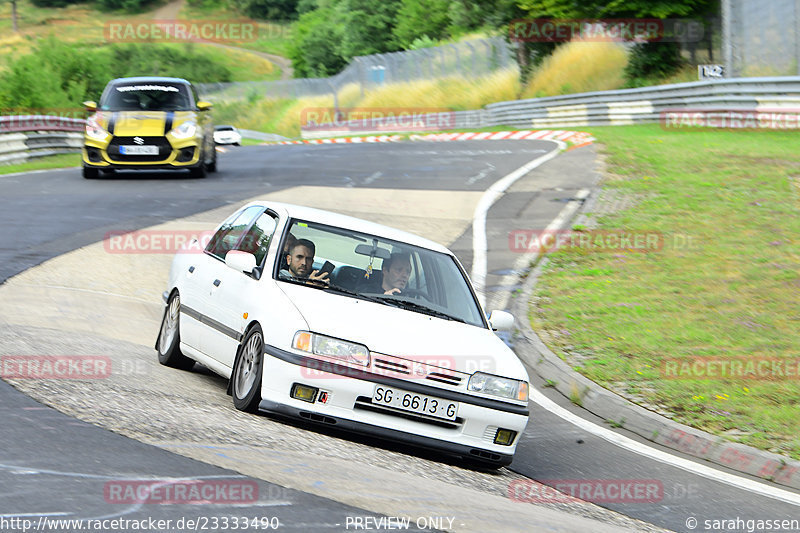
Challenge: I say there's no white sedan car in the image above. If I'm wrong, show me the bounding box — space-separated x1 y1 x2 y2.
156 201 530 467
213 125 242 146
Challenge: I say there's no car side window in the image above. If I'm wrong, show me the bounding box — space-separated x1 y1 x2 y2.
237 212 278 266
205 206 263 260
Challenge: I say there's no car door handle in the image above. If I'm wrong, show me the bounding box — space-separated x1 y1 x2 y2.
188 266 195 273
213 279 221 287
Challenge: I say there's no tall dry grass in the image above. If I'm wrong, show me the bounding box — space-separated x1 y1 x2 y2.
522 40 629 98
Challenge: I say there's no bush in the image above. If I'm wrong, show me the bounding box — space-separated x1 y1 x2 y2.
624 42 684 85
105 44 233 84
0 38 234 110
232 0 299 20
95 0 158 12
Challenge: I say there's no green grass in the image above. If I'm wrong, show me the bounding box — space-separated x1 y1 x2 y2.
0 153 80 174
531 124 800 459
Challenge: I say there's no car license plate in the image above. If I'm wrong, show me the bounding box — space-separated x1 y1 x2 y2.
372 386 458 421
120 145 158 155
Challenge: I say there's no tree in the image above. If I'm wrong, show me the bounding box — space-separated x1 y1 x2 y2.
337 0 403 59
231 0 299 21
515 0 719 82
287 5 346 77
10 0 17 32
393 0 450 49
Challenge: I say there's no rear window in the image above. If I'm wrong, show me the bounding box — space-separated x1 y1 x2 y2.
100 82 194 111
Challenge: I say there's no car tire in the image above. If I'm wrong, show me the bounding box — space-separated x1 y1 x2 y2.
189 160 206 179
207 146 217 173
231 324 264 413
82 165 99 179
156 292 195 370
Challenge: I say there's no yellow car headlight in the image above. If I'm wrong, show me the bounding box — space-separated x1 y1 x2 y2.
85 117 108 141
170 121 197 139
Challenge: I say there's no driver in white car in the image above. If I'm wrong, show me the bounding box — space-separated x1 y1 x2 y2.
361 252 411 295
285 238 330 285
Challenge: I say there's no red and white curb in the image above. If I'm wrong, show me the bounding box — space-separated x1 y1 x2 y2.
261 130 595 148
409 130 594 147
268 135 404 145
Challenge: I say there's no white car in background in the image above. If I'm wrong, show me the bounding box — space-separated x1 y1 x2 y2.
213 125 242 146
156 201 530 468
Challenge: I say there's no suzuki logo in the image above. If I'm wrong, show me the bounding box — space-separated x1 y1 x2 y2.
133 137 144 145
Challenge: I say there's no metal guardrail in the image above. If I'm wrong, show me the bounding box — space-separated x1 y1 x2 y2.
486 76 800 128
3 77 799 162
297 77 800 137
0 116 84 164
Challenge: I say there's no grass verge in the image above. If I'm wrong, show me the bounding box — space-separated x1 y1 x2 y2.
0 153 80 175
530 124 800 459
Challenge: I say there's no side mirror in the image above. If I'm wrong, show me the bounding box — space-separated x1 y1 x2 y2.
197 101 213 111
83 100 97 112
488 310 514 331
225 250 257 274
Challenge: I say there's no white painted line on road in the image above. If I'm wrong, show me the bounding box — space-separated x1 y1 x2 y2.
490 188 590 312
470 140 565 308
530 387 800 507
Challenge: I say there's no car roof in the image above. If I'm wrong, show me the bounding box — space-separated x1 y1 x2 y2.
246 201 452 255
109 77 193 86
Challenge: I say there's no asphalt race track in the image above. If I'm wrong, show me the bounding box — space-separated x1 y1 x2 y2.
0 141 798 533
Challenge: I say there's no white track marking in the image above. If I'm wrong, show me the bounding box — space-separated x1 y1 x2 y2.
489 189 590 312
530 388 800 507
470 140 565 307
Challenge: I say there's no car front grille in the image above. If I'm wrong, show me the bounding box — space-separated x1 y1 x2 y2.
107 136 173 162
372 358 410 375
371 356 466 389
426 372 462 386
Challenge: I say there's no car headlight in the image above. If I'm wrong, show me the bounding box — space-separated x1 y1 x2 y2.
292 331 369 366
170 121 197 139
85 117 108 141
468 372 528 402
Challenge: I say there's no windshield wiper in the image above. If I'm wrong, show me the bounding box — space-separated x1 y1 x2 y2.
322 284 386 304
372 296 467 323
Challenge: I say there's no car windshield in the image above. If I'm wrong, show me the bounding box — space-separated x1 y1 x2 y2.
216 126 234 131
100 82 193 111
275 219 487 328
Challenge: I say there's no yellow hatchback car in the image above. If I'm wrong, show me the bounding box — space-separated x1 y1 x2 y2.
82 77 216 179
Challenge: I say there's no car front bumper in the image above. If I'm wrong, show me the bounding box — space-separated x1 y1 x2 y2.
259 344 529 466
82 136 201 169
